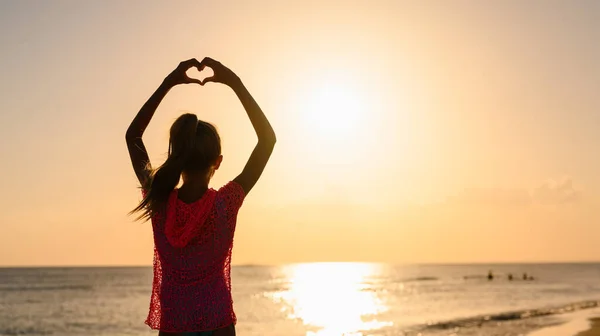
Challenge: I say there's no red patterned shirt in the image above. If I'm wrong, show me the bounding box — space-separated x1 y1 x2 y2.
144 181 245 332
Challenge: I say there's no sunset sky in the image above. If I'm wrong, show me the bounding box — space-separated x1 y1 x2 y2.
1 0 599 266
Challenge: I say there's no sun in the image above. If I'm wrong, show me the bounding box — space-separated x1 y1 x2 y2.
301 80 366 140
284 69 381 170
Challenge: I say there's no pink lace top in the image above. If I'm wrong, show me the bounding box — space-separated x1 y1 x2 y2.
144 181 245 332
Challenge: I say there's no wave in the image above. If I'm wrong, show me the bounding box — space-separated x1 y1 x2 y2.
0 326 53 335
415 300 599 331
463 274 488 279
0 284 93 292
403 276 439 282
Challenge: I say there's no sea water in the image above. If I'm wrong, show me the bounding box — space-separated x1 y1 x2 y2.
1 263 600 336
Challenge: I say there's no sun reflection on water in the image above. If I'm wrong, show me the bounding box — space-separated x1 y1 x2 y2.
273 263 392 336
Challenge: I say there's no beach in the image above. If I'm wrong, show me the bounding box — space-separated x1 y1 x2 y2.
577 318 600 336
523 308 600 336
415 302 600 336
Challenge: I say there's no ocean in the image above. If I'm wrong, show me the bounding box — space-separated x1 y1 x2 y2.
1 263 600 336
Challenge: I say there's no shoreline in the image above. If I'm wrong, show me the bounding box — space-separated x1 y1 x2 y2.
577 318 600 336
406 301 600 336
526 309 600 336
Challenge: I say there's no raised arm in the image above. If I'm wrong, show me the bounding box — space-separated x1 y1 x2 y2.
126 59 203 187
199 57 276 194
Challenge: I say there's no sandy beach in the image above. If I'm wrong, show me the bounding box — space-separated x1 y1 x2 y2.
524 308 600 336
577 318 600 336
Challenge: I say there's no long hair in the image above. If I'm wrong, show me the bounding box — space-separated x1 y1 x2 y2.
131 113 221 221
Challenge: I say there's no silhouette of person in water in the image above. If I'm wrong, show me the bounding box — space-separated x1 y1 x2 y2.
508 273 513 281
126 58 276 336
488 270 494 280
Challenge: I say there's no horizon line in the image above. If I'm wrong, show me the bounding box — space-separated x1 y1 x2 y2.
1 260 600 268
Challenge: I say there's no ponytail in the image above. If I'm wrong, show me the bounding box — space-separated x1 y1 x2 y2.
130 114 198 221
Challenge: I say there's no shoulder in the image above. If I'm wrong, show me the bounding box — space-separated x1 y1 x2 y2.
215 181 246 210
217 181 246 197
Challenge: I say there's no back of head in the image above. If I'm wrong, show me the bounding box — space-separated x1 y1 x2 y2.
131 113 221 221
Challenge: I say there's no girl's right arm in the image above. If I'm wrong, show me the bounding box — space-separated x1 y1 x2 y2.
199 57 276 195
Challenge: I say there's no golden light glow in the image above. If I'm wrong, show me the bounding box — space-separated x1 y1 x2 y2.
273 263 392 336
283 68 382 175
3 0 599 268
301 80 367 140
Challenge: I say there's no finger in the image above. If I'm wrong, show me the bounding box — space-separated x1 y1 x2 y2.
181 72 203 85
187 58 202 70
200 76 216 86
186 78 203 85
199 57 218 70
178 60 190 68
180 58 199 69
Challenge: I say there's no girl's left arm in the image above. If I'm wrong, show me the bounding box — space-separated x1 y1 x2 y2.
126 81 172 187
126 59 203 187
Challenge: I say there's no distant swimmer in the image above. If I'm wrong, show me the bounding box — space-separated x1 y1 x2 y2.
508 273 513 281
488 270 494 281
523 273 535 281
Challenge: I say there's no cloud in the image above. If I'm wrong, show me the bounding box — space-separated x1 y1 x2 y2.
532 177 581 205
446 177 582 207
446 187 531 207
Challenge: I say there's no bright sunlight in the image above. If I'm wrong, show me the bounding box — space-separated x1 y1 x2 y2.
272 263 392 336
302 81 367 139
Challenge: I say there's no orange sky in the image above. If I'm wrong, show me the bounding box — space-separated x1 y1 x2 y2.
1 0 599 266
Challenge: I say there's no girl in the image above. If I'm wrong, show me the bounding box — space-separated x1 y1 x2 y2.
126 58 276 336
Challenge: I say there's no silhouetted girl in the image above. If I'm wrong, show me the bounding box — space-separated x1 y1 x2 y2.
126 58 276 336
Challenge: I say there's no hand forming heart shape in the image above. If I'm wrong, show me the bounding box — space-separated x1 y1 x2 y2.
164 57 239 87
186 66 214 86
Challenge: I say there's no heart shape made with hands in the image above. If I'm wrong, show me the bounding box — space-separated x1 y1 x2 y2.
186 66 214 85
